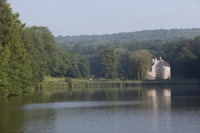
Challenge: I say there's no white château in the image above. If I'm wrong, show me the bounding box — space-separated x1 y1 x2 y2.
147 57 171 80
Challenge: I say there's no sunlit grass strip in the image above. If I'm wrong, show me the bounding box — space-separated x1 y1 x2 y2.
42 77 200 90
43 77 65 82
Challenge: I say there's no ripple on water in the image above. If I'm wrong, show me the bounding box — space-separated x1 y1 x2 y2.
23 101 144 110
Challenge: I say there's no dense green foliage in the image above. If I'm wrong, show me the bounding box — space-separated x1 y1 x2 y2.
23 26 70 80
0 0 31 97
129 50 152 79
0 0 92 98
1 0 200 98
56 28 200 52
56 29 200 80
99 48 118 79
0 0 70 98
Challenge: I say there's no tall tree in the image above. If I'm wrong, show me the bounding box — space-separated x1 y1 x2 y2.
23 27 46 82
99 48 118 79
176 47 198 78
65 54 80 78
129 50 152 80
0 0 32 97
78 56 90 78
23 26 69 79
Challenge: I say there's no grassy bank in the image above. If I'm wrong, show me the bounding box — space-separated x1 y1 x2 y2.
40 77 200 90
40 77 68 90
65 78 200 89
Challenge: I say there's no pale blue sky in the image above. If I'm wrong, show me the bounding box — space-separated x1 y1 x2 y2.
8 0 200 36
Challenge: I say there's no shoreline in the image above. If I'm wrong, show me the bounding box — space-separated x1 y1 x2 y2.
1 78 199 99
55 78 200 89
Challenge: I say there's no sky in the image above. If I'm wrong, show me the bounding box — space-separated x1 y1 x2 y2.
7 0 200 36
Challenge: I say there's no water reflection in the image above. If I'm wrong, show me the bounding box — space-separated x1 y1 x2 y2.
50 87 171 102
22 109 56 133
146 89 171 133
147 88 171 108
1 85 200 133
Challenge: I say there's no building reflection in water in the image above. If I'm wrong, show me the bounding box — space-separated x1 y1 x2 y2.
147 88 171 108
146 88 171 132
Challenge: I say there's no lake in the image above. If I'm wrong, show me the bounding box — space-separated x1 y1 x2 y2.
0 85 200 133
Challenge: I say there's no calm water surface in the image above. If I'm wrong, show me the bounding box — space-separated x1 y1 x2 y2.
0 85 200 133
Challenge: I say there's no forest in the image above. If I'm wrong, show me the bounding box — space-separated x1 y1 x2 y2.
56 29 200 80
1 0 200 98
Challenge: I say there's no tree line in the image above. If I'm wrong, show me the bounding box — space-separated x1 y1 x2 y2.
0 0 93 98
0 1 66 97
56 29 200 80
1 0 200 98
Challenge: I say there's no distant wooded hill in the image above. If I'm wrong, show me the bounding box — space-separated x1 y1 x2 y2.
56 28 200 47
55 28 200 80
